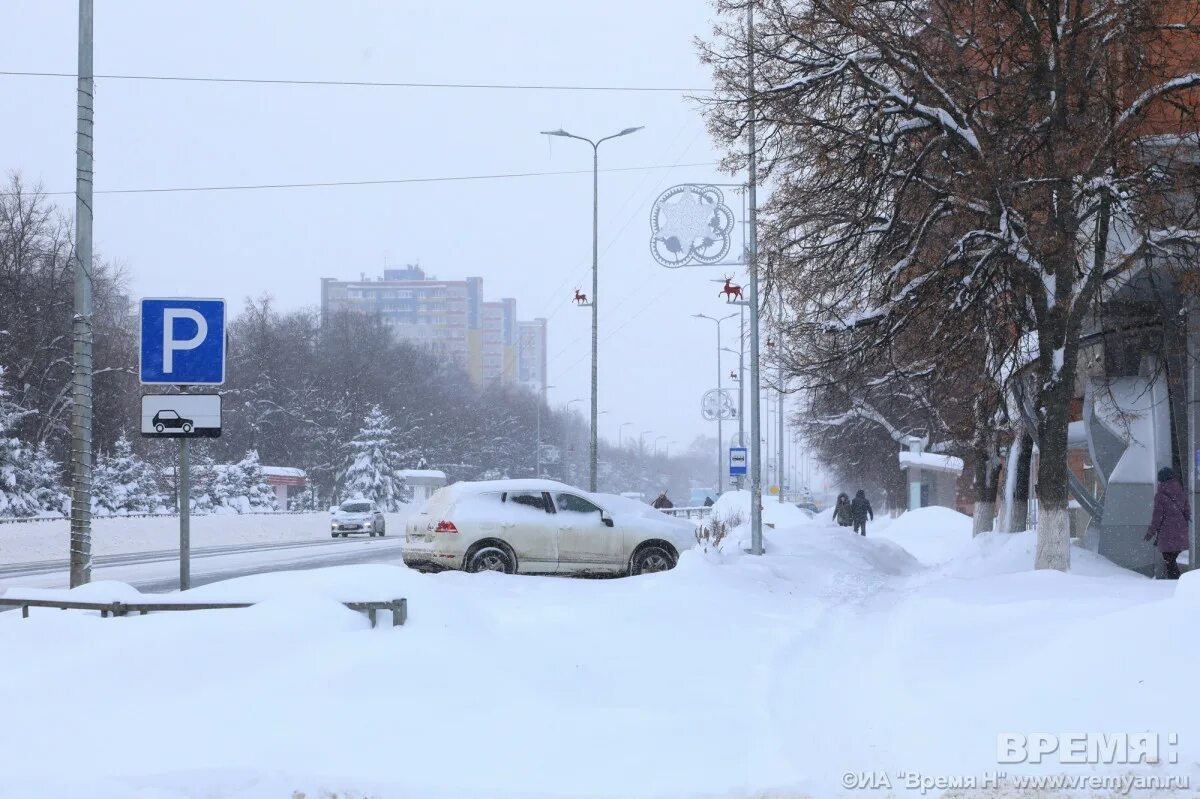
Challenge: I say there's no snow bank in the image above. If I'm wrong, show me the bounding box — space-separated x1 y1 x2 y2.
711 489 814 528
872 506 974 565
1 507 1194 799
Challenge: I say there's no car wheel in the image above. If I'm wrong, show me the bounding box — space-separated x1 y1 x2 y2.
377 522 385 537
331 533 338 538
182 422 193 433
630 545 676 576
155 423 165 433
466 545 515 574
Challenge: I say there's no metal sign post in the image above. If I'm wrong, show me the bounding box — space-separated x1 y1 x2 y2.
178 437 190 590
139 298 226 591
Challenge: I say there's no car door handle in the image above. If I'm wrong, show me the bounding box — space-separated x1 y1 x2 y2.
500 522 516 529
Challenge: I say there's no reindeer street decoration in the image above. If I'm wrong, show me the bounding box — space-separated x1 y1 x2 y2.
719 276 743 303
649 184 736 268
572 288 591 307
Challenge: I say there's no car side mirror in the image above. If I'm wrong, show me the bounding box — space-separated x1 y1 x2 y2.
600 510 614 528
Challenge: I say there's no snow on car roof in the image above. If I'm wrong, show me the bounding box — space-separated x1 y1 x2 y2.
441 478 582 496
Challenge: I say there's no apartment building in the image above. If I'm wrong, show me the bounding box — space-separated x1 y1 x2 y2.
320 266 547 395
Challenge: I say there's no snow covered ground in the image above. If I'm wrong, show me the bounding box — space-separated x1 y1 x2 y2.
2 507 1196 798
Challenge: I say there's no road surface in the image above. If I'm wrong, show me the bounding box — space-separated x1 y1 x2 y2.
0 536 407 596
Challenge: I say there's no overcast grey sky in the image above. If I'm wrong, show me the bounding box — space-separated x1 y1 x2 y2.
0 1 757 457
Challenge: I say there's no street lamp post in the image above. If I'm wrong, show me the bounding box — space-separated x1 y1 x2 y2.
536 384 557 478
654 435 668 457
540 125 643 493
694 312 738 496
639 430 654 455
619 421 632 449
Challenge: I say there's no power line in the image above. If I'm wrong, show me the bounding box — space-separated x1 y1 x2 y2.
1 162 720 198
0 70 712 93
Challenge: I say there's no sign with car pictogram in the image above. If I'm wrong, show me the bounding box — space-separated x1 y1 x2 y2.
140 394 221 438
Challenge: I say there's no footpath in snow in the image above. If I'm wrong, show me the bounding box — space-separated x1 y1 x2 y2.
1 507 1196 798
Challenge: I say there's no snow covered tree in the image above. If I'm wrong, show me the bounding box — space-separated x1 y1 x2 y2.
235 450 277 511
91 435 164 515
341 405 408 511
704 0 1200 569
0 372 41 517
27 443 68 516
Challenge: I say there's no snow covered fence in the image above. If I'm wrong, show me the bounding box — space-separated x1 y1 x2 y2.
0 595 408 627
659 505 712 520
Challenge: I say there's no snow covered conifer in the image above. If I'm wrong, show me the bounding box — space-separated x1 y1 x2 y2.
0 373 42 517
92 435 164 515
236 450 277 511
27 443 68 516
341 405 408 511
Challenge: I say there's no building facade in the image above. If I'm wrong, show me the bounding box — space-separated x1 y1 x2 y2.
518 318 548 401
320 267 546 394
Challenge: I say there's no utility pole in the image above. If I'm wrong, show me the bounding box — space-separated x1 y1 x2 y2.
778 372 786 503
1189 299 1198 572
746 0 764 555
69 0 95 587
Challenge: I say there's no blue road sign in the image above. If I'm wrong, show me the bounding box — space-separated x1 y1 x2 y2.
140 298 226 385
729 447 748 477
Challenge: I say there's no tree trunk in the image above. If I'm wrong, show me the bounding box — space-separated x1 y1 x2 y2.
1010 432 1033 533
972 438 1002 536
1035 380 1072 571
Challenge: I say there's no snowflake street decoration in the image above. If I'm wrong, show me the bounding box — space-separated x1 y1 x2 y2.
650 185 735 268
701 388 737 421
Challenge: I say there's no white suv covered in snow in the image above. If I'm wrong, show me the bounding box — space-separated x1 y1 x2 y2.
403 479 696 575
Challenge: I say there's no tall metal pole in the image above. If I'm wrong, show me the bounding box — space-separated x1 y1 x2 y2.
589 142 599 492
179 438 191 590
716 322 724 495
536 400 542 478
778 370 786 503
1188 299 1198 571
69 0 95 588
746 0 764 555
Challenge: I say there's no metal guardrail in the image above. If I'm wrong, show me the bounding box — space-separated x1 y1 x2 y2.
659 506 713 520
0 510 316 526
0 596 407 627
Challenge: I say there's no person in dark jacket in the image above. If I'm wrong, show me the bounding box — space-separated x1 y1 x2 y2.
833 493 852 527
702 496 715 507
850 490 874 536
651 491 674 510
1144 467 1190 579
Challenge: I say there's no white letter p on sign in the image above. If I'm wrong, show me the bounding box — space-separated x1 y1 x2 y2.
162 308 208 374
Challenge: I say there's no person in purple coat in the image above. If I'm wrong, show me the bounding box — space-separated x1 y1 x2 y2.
1144 467 1191 580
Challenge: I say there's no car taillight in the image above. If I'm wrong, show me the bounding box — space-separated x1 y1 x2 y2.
435 520 458 534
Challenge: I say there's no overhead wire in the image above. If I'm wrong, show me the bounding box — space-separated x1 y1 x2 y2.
0 162 720 198
0 70 711 93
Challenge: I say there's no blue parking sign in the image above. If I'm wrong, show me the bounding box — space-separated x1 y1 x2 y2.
729 447 748 476
140 298 226 385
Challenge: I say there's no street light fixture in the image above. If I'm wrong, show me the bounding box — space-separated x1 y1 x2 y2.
540 124 644 493
619 421 632 449
654 435 668 457
639 429 654 453
693 312 739 495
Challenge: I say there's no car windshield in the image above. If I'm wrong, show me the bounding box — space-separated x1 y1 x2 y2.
339 502 372 513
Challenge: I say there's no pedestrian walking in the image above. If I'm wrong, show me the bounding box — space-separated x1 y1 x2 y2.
1144 467 1190 580
850 490 874 536
833 493 852 527
651 490 674 510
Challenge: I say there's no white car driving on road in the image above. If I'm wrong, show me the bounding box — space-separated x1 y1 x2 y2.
330 499 386 537
402 479 696 575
